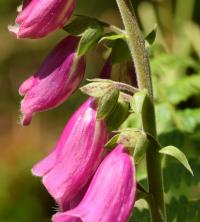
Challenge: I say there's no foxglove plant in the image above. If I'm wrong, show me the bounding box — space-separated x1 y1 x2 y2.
19 35 85 125
9 0 76 38
9 0 194 222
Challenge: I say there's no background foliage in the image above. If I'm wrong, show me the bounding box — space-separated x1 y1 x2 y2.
0 0 199 221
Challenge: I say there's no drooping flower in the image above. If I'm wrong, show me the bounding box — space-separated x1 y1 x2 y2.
9 0 76 39
52 144 136 222
19 35 86 125
32 98 107 211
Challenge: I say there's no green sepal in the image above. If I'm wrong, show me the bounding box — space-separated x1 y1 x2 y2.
116 128 159 164
80 82 114 97
106 100 130 131
64 15 107 35
159 146 194 175
77 25 103 56
105 134 120 150
117 128 137 148
64 15 105 56
117 128 148 164
97 88 120 119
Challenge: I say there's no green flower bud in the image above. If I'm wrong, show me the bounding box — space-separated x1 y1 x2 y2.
97 88 119 119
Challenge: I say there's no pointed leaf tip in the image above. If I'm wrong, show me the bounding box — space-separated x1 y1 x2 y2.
159 146 194 176
97 87 120 119
145 25 157 45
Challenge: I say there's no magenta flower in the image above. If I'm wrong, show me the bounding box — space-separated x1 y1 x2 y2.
52 144 136 222
32 98 107 210
19 36 86 125
100 56 112 79
9 0 76 38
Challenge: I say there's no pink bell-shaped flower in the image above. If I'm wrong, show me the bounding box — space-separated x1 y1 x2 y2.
9 0 76 38
32 98 107 210
19 35 86 125
52 144 136 222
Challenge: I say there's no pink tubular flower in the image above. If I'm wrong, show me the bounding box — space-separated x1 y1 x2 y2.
32 98 107 210
52 144 136 222
19 36 86 126
9 0 76 38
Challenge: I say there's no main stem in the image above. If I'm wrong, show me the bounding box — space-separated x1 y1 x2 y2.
115 0 166 221
116 0 153 99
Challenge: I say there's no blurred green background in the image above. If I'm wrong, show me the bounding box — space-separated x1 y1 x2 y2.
0 0 200 221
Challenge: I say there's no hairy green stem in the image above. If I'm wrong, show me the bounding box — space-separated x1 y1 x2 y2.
116 0 153 99
115 0 166 221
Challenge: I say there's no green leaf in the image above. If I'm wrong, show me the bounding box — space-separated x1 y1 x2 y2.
99 32 126 43
155 103 173 134
77 25 103 56
177 108 200 133
163 158 200 192
80 82 114 97
97 88 119 119
166 196 200 222
151 54 200 77
184 21 200 59
159 146 193 175
129 207 150 222
111 39 131 63
130 195 200 222
165 74 200 104
121 113 141 129
64 15 106 35
159 129 186 148
65 15 105 56
145 25 157 45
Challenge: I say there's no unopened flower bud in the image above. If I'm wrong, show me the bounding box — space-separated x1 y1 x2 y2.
9 0 76 38
19 36 86 125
